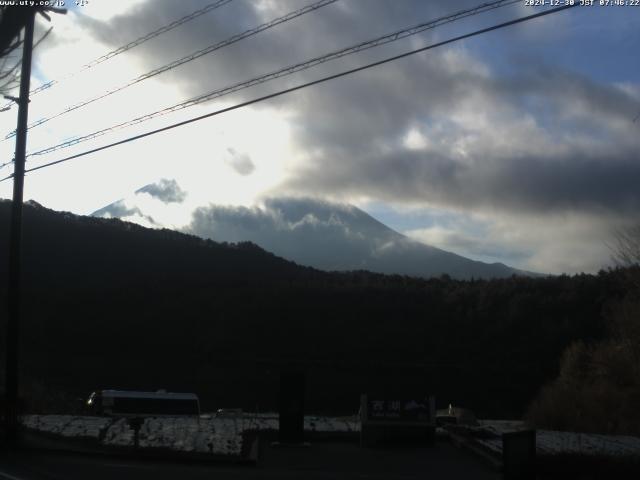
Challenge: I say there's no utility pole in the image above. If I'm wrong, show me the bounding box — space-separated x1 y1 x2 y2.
4 7 35 447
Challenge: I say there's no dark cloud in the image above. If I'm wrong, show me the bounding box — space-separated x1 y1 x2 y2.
84 0 481 103
283 146 640 215
274 55 640 214
136 179 187 204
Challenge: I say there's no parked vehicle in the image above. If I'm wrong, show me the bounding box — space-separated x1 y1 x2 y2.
86 389 200 417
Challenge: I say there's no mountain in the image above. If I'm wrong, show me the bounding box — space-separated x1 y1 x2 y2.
93 186 534 279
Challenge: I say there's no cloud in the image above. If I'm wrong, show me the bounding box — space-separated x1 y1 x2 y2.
75 1 640 274
185 197 389 271
92 199 141 218
136 179 187 204
183 196 525 278
279 56 640 216
82 0 490 105
92 199 158 226
84 1 640 218
284 146 640 215
224 148 255 176
404 209 634 275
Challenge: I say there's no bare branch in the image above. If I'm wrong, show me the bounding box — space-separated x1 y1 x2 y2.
612 225 640 267
0 57 20 81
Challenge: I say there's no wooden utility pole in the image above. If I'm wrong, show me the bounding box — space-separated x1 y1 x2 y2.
4 7 35 447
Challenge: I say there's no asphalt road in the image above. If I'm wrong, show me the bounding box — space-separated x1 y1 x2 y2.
0 441 501 480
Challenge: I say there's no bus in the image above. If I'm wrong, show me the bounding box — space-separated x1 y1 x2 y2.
86 389 200 417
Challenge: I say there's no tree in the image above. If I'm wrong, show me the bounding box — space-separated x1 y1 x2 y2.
612 225 640 267
526 229 640 434
611 224 640 291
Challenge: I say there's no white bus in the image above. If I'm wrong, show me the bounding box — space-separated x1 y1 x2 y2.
86 389 200 417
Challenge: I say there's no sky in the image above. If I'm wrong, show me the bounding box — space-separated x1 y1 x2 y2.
0 0 639 275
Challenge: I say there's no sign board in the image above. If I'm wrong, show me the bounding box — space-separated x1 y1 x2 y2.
361 395 435 426
360 394 436 447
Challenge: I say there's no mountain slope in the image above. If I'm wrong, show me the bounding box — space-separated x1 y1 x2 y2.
0 199 318 292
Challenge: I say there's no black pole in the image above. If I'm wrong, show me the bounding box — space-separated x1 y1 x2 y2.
4 8 35 447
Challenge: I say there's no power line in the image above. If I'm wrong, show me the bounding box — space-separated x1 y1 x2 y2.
0 159 13 170
0 0 234 112
3 0 339 140
0 3 578 184
27 0 521 158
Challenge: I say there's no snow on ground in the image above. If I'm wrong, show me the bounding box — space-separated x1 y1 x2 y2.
472 435 503 456
23 415 638 459
241 412 279 431
20 413 358 456
473 421 640 458
231 413 360 433
536 430 640 457
477 419 525 433
102 418 134 447
21 415 112 439
304 415 360 433
140 417 242 455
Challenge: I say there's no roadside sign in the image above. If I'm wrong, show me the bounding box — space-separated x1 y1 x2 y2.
366 398 433 422
360 394 436 447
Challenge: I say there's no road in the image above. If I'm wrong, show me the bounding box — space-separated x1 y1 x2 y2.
0 441 500 480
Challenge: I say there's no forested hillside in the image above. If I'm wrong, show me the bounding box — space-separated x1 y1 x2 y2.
0 200 628 417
